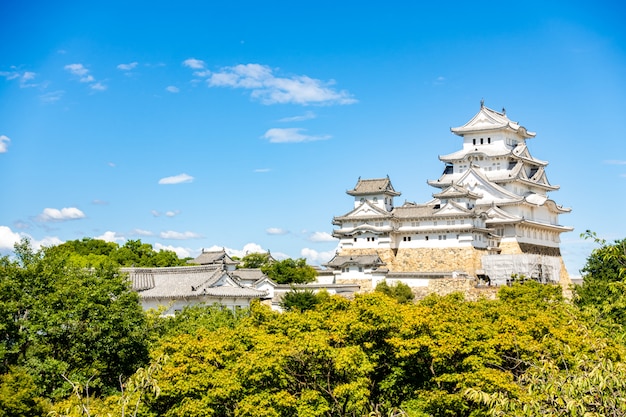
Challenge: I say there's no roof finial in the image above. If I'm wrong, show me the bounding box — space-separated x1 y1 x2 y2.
502 107 506 115
480 98 485 108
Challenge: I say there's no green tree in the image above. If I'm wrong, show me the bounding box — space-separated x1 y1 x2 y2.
0 239 150 398
261 258 317 284
239 252 272 269
574 231 626 328
279 287 320 311
375 281 415 304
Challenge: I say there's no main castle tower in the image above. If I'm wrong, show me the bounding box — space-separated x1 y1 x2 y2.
329 103 573 287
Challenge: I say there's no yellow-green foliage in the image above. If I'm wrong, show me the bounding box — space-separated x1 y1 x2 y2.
15 281 626 417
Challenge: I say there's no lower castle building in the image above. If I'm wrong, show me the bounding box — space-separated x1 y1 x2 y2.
326 103 573 293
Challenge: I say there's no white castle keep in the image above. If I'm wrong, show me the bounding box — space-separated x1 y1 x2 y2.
326 103 573 289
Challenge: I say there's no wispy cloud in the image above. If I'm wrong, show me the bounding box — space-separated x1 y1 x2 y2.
117 62 138 71
604 160 626 165
39 90 65 103
64 63 106 91
165 85 180 93
38 207 86 222
433 75 446 85
131 229 154 236
160 230 203 240
0 69 37 87
199 63 356 106
308 231 336 242
0 135 10 153
90 82 107 91
92 199 109 205
262 128 331 143
182 58 206 70
266 227 289 235
158 173 194 184
165 210 180 217
254 168 271 173
278 111 317 122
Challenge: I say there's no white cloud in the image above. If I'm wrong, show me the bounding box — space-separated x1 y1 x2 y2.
40 90 64 103
308 231 336 242
206 63 357 105
158 173 194 184
1 70 37 87
183 58 206 69
117 62 138 71
254 168 271 173
0 135 10 153
38 207 86 222
96 231 126 244
192 70 211 77
165 85 180 93
0 226 65 253
262 128 330 143
64 63 90 79
90 82 107 91
64 63 105 91
154 243 192 258
160 231 203 240
0 226 21 250
131 229 154 236
278 111 316 122
33 236 64 250
266 227 288 235
165 210 180 217
300 247 336 265
151 210 161 217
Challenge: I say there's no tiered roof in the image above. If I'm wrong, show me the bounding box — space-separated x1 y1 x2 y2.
347 176 400 196
450 104 536 138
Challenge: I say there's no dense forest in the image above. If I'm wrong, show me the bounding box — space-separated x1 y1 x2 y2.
1 233 626 416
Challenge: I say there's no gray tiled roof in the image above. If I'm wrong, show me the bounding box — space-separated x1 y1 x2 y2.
122 265 266 300
324 254 385 268
188 249 238 265
230 268 267 281
347 177 401 196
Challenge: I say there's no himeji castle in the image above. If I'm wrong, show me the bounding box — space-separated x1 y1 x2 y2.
327 102 573 290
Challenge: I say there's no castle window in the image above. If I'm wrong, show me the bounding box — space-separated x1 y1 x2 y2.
353 237 357 242
358 267 363 272
488 137 491 144
373 197 378 202
473 138 476 145
425 236 429 241
480 138 484 144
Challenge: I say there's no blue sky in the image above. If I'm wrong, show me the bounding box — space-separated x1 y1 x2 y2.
1 1 624 277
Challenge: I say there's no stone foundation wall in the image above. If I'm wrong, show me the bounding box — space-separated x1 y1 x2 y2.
339 246 485 275
335 277 374 292
392 247 484 274
337 243 571 300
